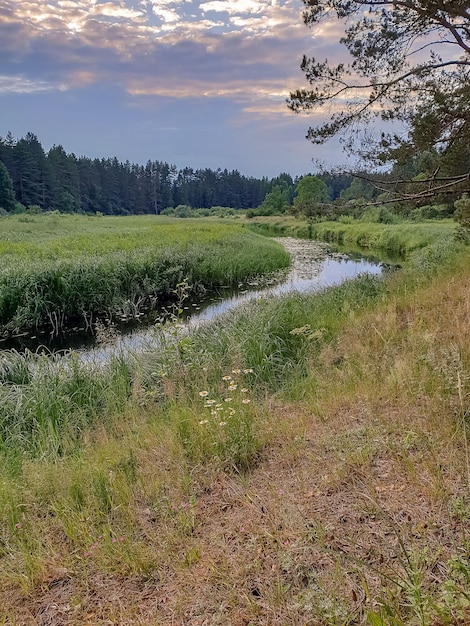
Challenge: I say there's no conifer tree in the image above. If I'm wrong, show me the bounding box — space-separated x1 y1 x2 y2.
0 160 16 211
289 0 470 195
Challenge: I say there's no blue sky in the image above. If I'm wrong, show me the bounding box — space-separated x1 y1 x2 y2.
0 0 350 178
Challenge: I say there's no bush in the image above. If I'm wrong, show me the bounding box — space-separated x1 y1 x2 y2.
210 206 236 217
174 205 192 218
337 215 354 224
195 208 211 217
410 204 451 221
360 206 401 224
26 205 42 215
454 194 470 229
11 202 27 214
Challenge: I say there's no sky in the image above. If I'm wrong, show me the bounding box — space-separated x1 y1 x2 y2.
0 0 350 179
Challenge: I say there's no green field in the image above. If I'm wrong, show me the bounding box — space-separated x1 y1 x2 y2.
0 213 290 335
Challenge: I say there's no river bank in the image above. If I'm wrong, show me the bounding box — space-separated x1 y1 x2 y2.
77 238 383 360
0 214 290 339
244 214 456 258
0 237 383 355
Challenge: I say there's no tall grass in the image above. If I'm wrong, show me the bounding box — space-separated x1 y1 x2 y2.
169 273 384 390
139 234 462 411
0 350 131 458
309 219 456 256
0 276 380 464
1 227 470 623
0 235 461 464
0 214 289 334
245 216 457 257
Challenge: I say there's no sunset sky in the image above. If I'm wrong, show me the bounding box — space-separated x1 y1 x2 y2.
0 0 350 178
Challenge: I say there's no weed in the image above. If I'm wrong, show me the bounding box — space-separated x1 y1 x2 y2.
173 368 259 472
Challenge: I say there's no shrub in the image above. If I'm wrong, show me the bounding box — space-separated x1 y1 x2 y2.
410 204 451 221
360 206 401 224
174 205 192 218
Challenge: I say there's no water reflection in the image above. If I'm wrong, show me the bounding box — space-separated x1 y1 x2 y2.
193 256 381 322
79 238 384 361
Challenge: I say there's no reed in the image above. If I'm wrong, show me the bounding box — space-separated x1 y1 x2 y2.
0 236 460 463
170 273 385 391
245 216 457 257
0 350 131 458
0 214 289 334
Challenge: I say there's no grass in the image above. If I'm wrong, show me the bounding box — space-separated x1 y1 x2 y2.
307 219 456 256
244 215 457 258
1 220 470 624
0 213 290 335
0 350 131 457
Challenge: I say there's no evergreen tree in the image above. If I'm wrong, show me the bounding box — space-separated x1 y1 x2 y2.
318 172 353 200
289 0 470 197
0 131 293 214
47 145 81 212
0 160 16 211
13 133 51 208
340 176 377 203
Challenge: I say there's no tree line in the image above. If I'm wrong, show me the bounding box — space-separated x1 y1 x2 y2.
0 131 356 216
0 131 278 214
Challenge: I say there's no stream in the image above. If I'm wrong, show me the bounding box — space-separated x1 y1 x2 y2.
77 238 385 362
0 238 386 360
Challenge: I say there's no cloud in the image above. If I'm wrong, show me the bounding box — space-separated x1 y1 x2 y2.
0 0 315 96
0 0 347 164
200 0 265 15
92 2 145 20
0 75 62 93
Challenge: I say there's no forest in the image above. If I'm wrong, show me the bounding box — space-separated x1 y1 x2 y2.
2 130 469 225
0 131 267 214
0 131 357 215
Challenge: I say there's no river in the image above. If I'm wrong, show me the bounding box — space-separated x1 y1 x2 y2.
0 237 385 359
75 237 385 362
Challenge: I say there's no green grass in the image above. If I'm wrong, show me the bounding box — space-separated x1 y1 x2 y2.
309 219 457 256
0 350 131 458
245 215 457 257
169 272 385 390
1 217 470 624
0 213 290 334
0 232 459 463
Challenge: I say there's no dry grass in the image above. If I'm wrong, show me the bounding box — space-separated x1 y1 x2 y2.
2 253 470 625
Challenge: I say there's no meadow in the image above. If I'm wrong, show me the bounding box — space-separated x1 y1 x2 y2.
1 215 470 625
0 212 290 336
